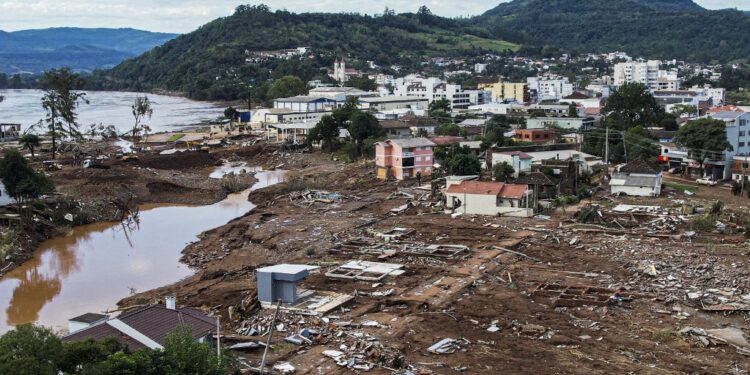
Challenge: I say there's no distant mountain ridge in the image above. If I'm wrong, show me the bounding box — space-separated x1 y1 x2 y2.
476 0 750 62
0 27 177 74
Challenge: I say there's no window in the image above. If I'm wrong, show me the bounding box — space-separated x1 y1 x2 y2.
741 131 746 136
741 142 746 147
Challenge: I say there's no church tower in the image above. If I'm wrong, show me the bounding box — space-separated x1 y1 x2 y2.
334 58 346 83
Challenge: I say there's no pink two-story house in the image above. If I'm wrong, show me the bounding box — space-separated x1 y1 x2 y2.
375 138 436 180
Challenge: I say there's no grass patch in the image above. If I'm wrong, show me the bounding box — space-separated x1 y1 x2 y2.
690 214 716 232
664 181 696 193
167 133 186 142
412 31 519 54
651 328 678 343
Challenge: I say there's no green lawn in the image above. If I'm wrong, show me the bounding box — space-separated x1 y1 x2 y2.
167 133 185 142
664 181 697 193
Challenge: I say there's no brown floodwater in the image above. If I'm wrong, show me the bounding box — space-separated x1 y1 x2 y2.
0 169 286 333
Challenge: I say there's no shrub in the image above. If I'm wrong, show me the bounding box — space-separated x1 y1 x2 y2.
709 200 724 216
690 215 716 232
220 174 246 193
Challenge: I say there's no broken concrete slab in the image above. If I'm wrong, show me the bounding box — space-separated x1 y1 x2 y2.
427 338 460 354
325 260 405 281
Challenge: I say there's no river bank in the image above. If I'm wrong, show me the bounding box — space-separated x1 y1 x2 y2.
0 146 258 281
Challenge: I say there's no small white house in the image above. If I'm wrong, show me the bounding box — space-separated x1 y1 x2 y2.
445 180 533 217
610 159 663 197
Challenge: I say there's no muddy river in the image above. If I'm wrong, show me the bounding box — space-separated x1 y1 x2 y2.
0 169 286 333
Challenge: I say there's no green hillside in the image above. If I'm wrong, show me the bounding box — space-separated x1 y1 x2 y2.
87 5 517 101
477 0 750 62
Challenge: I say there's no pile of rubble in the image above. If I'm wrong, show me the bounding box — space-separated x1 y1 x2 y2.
229 309 408 373
289 190 346 206
183 241 231 268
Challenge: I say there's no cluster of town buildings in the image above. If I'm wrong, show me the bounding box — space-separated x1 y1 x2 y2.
213 52 746 211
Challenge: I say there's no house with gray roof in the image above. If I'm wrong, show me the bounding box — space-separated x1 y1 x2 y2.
610 159 663 197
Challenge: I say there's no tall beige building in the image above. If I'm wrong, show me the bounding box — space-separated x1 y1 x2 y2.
478 82 529 103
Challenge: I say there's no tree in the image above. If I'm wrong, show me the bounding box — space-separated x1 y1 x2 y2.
348 111 383 147
160 327 228 375
307 115 340 152
447 154 481 176
0 324 63 375
345 76 377 91
58 337 124 374
417 5 432 24
660 116 679 131
224 106 238 124
567 103 578 118
332 97 359 128
0 150 54 209
18 134 41 159
671 104 697 118
493 162 515 182
429 98 451 114
40 68 88 159
436 123 461 136
674 118 732 172
624 126 659 162
602 82 662 130
131 95 154 138
268 75 308 99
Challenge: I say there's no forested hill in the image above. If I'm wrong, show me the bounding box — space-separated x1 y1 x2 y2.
0 28 177 74
90 2 750 101
477 0 750 62
87 5 519 100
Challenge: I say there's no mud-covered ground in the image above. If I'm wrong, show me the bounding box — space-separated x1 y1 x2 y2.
114 148 750 374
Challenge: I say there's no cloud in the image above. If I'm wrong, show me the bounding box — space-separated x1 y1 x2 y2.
0 0 747 34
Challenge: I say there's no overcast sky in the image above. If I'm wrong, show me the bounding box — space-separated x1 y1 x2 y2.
1 0 748 34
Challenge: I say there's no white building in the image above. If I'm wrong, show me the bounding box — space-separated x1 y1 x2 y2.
614 60 681 91
527 76 575 101
445 180 533 217
358 96 428 112
273 96 337 113
393 75 487 109
610 160 663 197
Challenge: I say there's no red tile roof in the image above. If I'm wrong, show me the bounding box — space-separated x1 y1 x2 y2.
499 184 529 199
446 181 528 199
447 181 504 195
429 136 465 146
707 105 744 113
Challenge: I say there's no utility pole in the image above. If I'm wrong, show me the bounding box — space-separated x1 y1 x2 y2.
259 300 282 374
604 126 609 172
742 154 748 196
216 316 221 365
621 130 628 163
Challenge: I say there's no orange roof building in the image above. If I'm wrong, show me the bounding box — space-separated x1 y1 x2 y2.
445 180 533 217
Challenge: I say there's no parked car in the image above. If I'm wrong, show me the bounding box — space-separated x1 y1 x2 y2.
696 177 718 186
668 167 682 174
